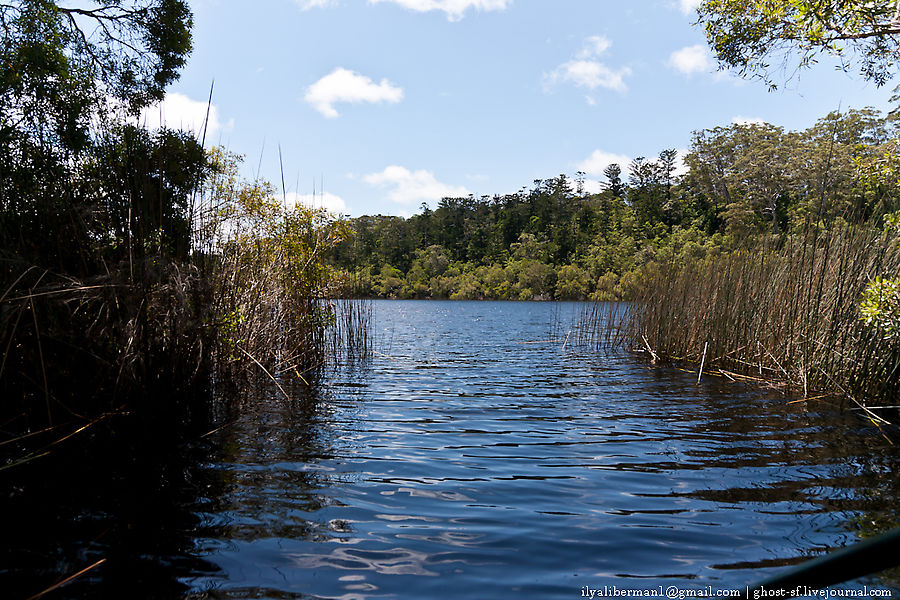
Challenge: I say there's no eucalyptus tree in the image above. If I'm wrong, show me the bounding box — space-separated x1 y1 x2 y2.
795 108 892 223
684 123 797 235
696 0 900 88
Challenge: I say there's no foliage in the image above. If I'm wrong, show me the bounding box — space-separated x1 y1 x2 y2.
1 0 196 273
1 0 203 433
333 108 900 305
0 1 349 445
859 212 900 340
203 149 351 380
556 264 591 300
860 276 900 339
0 1 192 116
696 0 900 88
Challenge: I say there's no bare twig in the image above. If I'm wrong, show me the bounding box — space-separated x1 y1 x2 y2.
25 558 107 600
236 346 290 401
697 341 709 384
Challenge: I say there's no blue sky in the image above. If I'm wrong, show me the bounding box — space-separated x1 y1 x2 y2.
145 0 896 217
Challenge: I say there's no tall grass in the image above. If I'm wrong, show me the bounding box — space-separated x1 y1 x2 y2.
177 148 357 393
0 143 360 467
574 301 630 350
327 299 374 366
624 226 900 404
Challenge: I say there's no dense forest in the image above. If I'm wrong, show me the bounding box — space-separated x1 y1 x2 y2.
331 108 900 302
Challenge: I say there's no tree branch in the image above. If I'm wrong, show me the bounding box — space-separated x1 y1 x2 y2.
826 24 900 41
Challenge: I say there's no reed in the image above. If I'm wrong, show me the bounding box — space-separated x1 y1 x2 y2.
574 301 630 350
0 145 359 463
623 225 900 404
191 149 356 391
327 299 374 366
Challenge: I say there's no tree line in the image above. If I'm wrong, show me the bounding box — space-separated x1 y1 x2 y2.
331 108 900 301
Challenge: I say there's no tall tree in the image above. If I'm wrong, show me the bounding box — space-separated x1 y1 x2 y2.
604 163 625 199
0 0 195 269
684 123 796 234
628 157 666 233
696 0 900 88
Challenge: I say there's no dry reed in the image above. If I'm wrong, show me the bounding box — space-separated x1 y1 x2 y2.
624 226 900 404
1 151 364 463
195 186 354 390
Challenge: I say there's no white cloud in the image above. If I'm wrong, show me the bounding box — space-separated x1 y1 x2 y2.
368 0 512 21
668 44 713 75
283 191 347 215
678 0 701 15
296 0 337 9
304 68 403 118
545 35 630 94
732 116 767 126
577 149 633 177
577 35 612 59
582 178 605 194
547 60 631 92
138 92 232 138
363 166 470 205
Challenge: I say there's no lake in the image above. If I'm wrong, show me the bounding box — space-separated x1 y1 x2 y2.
3 300 899 599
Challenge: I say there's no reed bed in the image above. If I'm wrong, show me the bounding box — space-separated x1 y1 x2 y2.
1 147 363 467
326 299 374 366
624 226 900 404
192 161 360 394
574 301 630 350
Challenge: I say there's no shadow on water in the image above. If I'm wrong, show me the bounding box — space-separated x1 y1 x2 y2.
2 301 900 599
0 299 370 600
0 379 340 600
0 407 224 599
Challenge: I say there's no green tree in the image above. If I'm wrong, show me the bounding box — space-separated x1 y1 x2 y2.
697 0 900 88
556 264 591 299
1 1 192 115
852 138 900 221
684 123 799 235
1 0 195 270
628 156 667 234
604 163 625 199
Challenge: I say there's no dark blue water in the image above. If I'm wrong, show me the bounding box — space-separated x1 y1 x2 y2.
182 301 900 599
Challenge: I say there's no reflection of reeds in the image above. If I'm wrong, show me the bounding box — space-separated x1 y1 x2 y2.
622 227 900 404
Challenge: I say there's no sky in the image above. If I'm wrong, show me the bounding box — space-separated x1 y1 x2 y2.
144 0 897 217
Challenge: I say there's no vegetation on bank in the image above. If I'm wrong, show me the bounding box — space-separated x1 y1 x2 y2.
331 107 900 402
636 0 900 404
331 108 900 302
0 1 348 466
627 225 900 404
2 0 898 454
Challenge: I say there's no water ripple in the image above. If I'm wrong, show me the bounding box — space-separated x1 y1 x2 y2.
189 301 900 599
